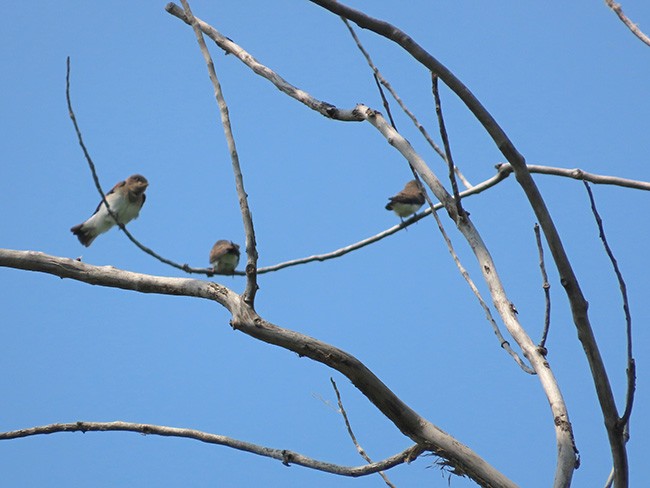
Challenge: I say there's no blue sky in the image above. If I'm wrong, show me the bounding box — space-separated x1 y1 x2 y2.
1 1 649 486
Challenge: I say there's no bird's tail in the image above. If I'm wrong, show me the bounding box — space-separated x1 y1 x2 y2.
70 224 96 247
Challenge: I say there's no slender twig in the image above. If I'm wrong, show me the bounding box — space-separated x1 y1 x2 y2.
340 18 472 189
179 0 259 306
534 223 552 350
256 164 649 273
605 0 650 47
583 182 635 427
330 379 398 487
431 73 464 219
66 57 216 276
496 163 650 190
0 421 415 477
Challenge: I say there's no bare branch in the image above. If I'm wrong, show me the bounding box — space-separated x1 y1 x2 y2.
0 248 519 488
582 182 635 427
0 421 415 477
604 0 650 47
257 165 512 273
165 3 363 122
307 2 623 483
179 0 259 306
331 379 399 487
535 223 552 350
497 163 650 191
431 73 464 218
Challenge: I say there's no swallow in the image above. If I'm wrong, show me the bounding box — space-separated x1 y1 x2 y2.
385 180 425 219
70 174 149 247
209 240 241 274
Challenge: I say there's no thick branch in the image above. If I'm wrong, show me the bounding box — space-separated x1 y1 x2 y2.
0 421 414 477
0 248 518 488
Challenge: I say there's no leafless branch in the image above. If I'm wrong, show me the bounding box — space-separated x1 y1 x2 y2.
497 163 650 190
0 420 416 477
306 2 622 484
582 182 635 427
0 248 519 488
431 73 464 218
330 379 399 487
535 223 552 350
179 0 259 306
604 0 650 47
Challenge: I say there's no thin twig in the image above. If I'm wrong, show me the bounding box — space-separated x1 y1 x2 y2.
179 0 259 306
604 0 650 47
496 163 650 190
340 18 471 188
583 182 635 427
424 189 534 374
431 73 464 220
256 163 649 274
534 223 552 350
66 57 214 276
0 420 415 477
331 379 398 487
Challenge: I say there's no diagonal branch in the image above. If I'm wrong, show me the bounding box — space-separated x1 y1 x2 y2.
583 182 635 427
331 379 398 487
604 0 650 47
534 223 552 350
0 247 518 488
179 0 259 306
0 421 416 477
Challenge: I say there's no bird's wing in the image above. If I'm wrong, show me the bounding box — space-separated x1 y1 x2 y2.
91 180 125 214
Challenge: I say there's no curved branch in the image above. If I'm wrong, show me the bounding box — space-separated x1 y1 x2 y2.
0 248 518 488
0 421 414 477
306 3 625 485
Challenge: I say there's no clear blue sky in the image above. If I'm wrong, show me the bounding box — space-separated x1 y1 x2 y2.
1 1 649 486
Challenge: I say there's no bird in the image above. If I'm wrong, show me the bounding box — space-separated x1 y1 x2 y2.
70 174 149 247
385 180 425 219
209 240 241 274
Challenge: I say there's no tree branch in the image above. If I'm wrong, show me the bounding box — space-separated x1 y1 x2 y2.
306 2 624 484
0 421 415 477
0 248 519 488
179 0 259 306
604 0 650 47
331 379 398 487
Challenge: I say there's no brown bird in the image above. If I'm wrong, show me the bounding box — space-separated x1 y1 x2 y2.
209 240 241 274
71 174 148 247
385 180 425 219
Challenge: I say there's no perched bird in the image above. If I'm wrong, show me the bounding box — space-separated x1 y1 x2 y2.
209 240 241 274
70 174 149 247
385 180 425 219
